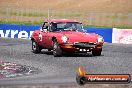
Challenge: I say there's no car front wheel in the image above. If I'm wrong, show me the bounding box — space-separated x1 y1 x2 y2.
32 40 41 53
53 41 62 57
92 49 102 56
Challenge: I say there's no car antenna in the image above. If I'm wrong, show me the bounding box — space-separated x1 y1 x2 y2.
48 9 51 20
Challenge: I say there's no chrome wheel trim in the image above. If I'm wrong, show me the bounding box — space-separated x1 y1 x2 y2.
53 43 57 54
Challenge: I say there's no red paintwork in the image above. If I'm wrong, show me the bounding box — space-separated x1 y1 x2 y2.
31 19 103 53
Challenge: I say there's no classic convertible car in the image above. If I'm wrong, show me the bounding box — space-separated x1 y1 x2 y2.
31 19 104 57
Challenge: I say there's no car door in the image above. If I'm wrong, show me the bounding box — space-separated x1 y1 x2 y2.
40 22 53 49
38 22 49 48
43 22 54 49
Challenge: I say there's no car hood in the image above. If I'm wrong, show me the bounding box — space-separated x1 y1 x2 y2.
58 31 99 43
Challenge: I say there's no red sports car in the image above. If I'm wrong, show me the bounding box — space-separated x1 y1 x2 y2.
31 19 104 57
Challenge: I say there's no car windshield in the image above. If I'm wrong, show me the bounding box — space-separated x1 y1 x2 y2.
51 22 86 32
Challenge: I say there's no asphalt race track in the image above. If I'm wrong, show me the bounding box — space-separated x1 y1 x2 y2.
0 38 132 85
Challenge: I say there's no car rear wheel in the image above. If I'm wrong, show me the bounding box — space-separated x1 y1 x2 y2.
53 41 62 57
92 49 102 56
32 40 41 53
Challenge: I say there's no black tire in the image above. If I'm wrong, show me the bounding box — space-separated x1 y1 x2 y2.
53 41 62 57
92 49 102 56
32 40 41 53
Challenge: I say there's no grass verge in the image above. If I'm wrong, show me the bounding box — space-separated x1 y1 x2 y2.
0 21 132 29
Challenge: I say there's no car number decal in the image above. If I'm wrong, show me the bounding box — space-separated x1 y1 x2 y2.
39 33 42 41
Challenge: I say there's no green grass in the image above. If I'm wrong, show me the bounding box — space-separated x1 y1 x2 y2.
84 25 132 29
106 14 128 19
0 11 82 17
1 21 132 29
0 11 48 17
0 10 132 28
0 21 42 25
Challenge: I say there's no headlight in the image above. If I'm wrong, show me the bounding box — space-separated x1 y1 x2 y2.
98 36 104 43
61 35 68 43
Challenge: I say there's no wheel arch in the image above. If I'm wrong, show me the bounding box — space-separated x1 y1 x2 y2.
52 36 57 42
31 36 38 42
31 37 35 41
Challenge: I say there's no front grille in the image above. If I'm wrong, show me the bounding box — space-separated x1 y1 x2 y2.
73 42 96 48
74 42 96 45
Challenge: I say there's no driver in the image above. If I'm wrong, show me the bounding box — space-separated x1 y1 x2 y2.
65 23 73 29
51 23 57 32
